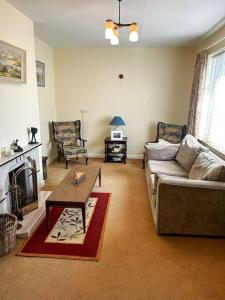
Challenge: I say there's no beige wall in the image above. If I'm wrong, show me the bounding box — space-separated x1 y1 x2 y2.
55 47 195 156
35 38 57 161
0 0 40 148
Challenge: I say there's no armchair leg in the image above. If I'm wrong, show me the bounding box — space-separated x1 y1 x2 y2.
86 157 88 165
58 152 61 163
65 159 69 169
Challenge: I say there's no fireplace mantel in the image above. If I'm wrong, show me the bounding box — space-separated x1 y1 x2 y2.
0 143 42 167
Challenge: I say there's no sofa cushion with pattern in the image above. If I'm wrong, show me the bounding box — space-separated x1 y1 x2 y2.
189 151 223 181
176 134 207 172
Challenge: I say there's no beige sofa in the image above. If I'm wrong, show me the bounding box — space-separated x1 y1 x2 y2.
145 134 225 236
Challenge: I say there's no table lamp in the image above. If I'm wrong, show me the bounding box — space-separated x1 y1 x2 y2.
109 116 126 140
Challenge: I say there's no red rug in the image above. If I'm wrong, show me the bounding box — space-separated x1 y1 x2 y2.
16 192 111 261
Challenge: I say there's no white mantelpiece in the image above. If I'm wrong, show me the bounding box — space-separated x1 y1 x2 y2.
0 143 42 214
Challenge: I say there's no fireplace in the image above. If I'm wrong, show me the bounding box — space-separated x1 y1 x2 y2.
9 159 38 219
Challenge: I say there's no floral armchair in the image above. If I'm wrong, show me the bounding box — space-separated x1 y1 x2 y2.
52 120 88 169
142 122 187 168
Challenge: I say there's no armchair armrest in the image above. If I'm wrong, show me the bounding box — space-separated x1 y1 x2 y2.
77 138 87 147
55 139 64 145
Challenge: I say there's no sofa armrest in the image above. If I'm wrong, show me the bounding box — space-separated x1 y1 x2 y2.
155 176 225 236
158 176 225 190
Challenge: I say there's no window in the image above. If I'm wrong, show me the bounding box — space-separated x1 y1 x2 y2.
199 50 225 153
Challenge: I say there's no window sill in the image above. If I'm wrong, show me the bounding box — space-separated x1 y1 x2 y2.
198 139 225 160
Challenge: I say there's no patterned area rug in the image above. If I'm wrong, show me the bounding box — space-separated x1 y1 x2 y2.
16 192 110 261
45 198 97 244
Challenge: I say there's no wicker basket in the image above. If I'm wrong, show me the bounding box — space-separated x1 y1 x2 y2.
0 213 18 256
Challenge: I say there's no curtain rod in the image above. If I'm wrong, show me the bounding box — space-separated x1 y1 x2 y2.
197 36 225 53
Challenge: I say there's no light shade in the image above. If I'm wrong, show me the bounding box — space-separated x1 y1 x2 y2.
110 27 119 45
105 19 114 39
129 23 139 42
109 116 126 126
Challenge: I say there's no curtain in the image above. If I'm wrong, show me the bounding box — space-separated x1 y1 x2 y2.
187 50 208 136
199 51 225 153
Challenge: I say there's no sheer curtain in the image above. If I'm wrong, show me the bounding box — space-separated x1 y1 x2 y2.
187 51 208 136
199 51 225 154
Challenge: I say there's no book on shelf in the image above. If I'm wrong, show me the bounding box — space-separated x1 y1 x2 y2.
73 172 86 184
112 146 121 153
108 153 124 157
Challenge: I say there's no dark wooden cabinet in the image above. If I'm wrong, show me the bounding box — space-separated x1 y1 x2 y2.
104 137 127 164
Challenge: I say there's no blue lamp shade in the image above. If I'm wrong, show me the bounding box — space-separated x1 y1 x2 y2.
109 116 126 126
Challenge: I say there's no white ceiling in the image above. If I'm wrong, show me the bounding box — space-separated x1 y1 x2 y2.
7 0 225 47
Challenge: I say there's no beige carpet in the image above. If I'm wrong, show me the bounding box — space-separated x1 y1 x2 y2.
1 158 225 300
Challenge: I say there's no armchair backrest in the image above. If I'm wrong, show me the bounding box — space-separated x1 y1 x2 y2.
52 121 81 146
156 122 187 144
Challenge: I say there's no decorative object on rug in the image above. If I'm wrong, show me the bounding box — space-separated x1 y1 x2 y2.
52 120 88 168
73 172 86 184
104 0 139 45
0 40 26 84
36 60 45 87
109 116 126 140
29 127 38 144
16 192 110 261
0 213 18 256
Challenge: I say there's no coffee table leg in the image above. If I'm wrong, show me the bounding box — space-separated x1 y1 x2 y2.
82 205 86 233
99 168 101 187
46 203 50 231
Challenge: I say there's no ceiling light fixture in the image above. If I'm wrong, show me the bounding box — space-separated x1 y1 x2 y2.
104 0 139 46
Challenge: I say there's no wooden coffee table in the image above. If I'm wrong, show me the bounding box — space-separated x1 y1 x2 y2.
46 165 101 233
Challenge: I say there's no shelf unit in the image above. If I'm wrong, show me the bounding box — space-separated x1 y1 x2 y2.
104 137 127 164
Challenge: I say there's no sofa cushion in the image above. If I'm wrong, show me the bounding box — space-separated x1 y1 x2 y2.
189 152 224 181
148 160 188 177
176 134 207 172
145 143 180 161
207 151 225 182
189 152 222 180
219 167 225 182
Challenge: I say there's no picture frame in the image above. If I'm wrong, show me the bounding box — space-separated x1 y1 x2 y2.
36 60 45 87
111 130 123 140
0 40 26 84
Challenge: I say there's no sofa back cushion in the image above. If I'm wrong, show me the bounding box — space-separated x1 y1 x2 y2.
176 134 206 171
206 151 225 182
145 142 180 161
189 151 224 180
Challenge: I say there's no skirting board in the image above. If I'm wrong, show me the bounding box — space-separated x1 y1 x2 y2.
88 153 143 159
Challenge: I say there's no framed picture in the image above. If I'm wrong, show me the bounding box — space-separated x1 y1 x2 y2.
0 40 26 84
36 60 45 87
111 130 123 140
